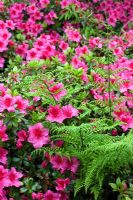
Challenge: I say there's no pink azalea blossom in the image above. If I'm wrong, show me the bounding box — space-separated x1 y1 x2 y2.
0 165 9 192
0 84 7 96
32 192 44 200
120 81 133 93
0 39 8 52
0 120 8 142
0 94 15 112
55 178 70 191
50 154 66 171
62 104 79 119
15 96 29 113
16 130 28 149
8 167 23 187
0 147 8 165
44 190 60 200
46 105 65 123
59 41 69 51
28 123 49 148
39 0 50 8
65 29 82 43
49 83 67 101
26 48 41 61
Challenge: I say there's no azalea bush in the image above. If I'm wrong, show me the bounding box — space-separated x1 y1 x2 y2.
0 0 133 199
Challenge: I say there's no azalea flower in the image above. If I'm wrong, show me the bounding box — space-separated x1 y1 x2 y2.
55 178 70 191
28 123 49 148
0 94 15 112
46 105 65 123
44 190 60 200
50 154 66 171
62 104 79 119
0 147 8 165
32 192 44 200
65 29 82 43
15 96 29 113
8 167 23 187
0 165 9 192
0 120 8 142
49 83 67 101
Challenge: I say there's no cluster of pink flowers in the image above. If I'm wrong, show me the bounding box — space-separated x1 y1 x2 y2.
0 165 23 198
95 0 133 28
50 154 79 174
46 104 79 123
0 94 29 114
0 0 132 199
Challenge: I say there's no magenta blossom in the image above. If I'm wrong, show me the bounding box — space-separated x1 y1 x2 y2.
55 178 70 191
44 190 60 200
28 123 49 148
0 120 8 142
0 165 9 192
46 105 65 123
8 167 23 187
49 83 67 101
0 147 8 165
62 104 79 119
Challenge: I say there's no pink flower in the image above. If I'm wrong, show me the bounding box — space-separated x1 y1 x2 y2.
113 47 124 57
120 115 133 131
62 104 79 119
59 41 69 51
16 43 29 58
0 94 15 112
65 29 82 43
0 2 4 12
15 96 29 113
0 84 7 96
50 154 65 171
17 130 27 142
0 39 8 52
45 10 57 25
89 37 103 49
69 157 80 173
46 105 65 123
8 167 23 187
39 0 50 8
0 57 5 68
61 156 79 173
26 48 41 61
0 29 12 41
75 45 89 56
28 123 49 148
107 16 117 27
0 165 9 191
6 20 15 30
44 190 60 200
0 120 8 142
49 83 67 101
120 82 133 93
0 147 8 165
60 0 72 9
112 130 118 136
55 178 70 191
32 192 44 200
113 109 133 131
0 190 8 200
